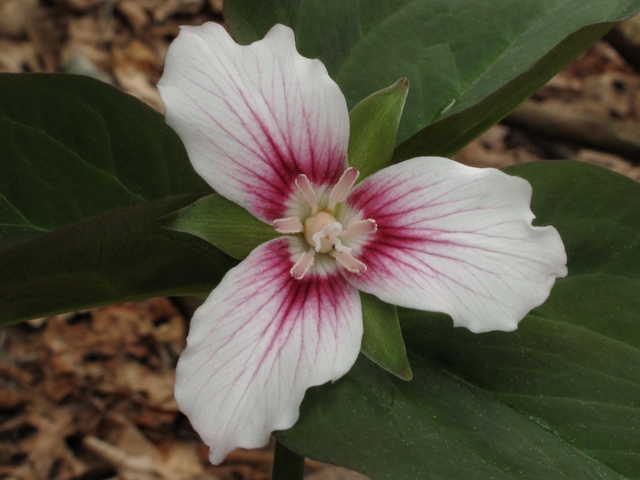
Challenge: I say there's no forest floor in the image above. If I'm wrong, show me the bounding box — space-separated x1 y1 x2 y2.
2 1 640 479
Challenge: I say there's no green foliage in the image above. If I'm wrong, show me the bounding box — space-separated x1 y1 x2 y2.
160 194 280 260
0 195 236 326
279 351 626 480
277 162 640 479
360 292 412 381
392 23 614 161
0 74 210 250
348 78 409 180
226 0 640 157
0 74 231 326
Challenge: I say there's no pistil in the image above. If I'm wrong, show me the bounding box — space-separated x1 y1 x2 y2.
304 212 340 253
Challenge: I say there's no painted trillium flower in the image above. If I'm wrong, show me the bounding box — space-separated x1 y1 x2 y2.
158 22 568 463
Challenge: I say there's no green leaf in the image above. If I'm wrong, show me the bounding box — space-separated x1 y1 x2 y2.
276 162 640 479
0 73 210 250
0 195 236 326
0 74 233 325
360 292 412 381
272 440 306 480
226 0 640 154
348 78 408 180
508 161 640 274
160 194 280 260
278 353 625 480
392 23 613 161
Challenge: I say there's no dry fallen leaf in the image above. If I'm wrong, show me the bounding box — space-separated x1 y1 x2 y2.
117 0 151 33
0 39 40 72
0 0 39 38
584 71 640 118
0 402 86 480
306 466 371 480
84 414 220 480
153 0 204 22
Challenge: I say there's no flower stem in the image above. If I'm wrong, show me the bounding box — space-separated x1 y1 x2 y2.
272 440 305 480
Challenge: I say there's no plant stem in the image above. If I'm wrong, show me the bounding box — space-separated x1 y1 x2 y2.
272 440 305 480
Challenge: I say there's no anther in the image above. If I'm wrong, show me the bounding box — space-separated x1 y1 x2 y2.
328 168 359 211
290 249 316 280
274 217 303 234
295 174 318 215
334 251 367 274
341 219 377 238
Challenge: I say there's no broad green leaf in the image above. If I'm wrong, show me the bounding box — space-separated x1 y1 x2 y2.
0 73 210 250
226 0 640 155
392 23 613 161
360 292 412 381
160 194 279 260
276 162 640 479
278 353 625 480
505 161 640 281
348 78 408 180
0 74 233 325
0 195 236 326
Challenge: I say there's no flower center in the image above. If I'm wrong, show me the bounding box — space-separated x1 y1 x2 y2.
272 168 377 280
303 211 339 254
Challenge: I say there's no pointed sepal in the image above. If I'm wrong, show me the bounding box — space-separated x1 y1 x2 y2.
360 291 412 381
159 194 279 259
348 78 409 181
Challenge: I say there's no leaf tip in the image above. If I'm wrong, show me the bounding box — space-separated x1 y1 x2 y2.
157 212 176 230
395 77 409 90
397 363 413 381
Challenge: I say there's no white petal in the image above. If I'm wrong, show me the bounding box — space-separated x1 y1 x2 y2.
158 23 349 223
343 157 567 333
175 237 362 463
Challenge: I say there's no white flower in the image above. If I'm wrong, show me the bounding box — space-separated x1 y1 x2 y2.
158 22 568 464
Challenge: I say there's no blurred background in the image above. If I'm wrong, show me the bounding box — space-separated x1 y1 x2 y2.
1 1 640 479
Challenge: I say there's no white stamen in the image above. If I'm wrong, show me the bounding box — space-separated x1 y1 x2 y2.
311 222 342 253
273 217 303 234
342 219 377 238
295 174 318 215
328 168 359 211
290 249 316 280
285 172 373 280
334 251 367 274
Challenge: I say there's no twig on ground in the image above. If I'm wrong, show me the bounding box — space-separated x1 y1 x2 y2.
504 100 640 161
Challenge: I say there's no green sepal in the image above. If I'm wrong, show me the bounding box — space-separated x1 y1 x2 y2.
159 194 280 260
360 291 412 381
348 78 409 181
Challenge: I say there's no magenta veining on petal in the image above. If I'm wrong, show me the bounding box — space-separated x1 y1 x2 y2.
159 21 568 465
272 168 377 280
